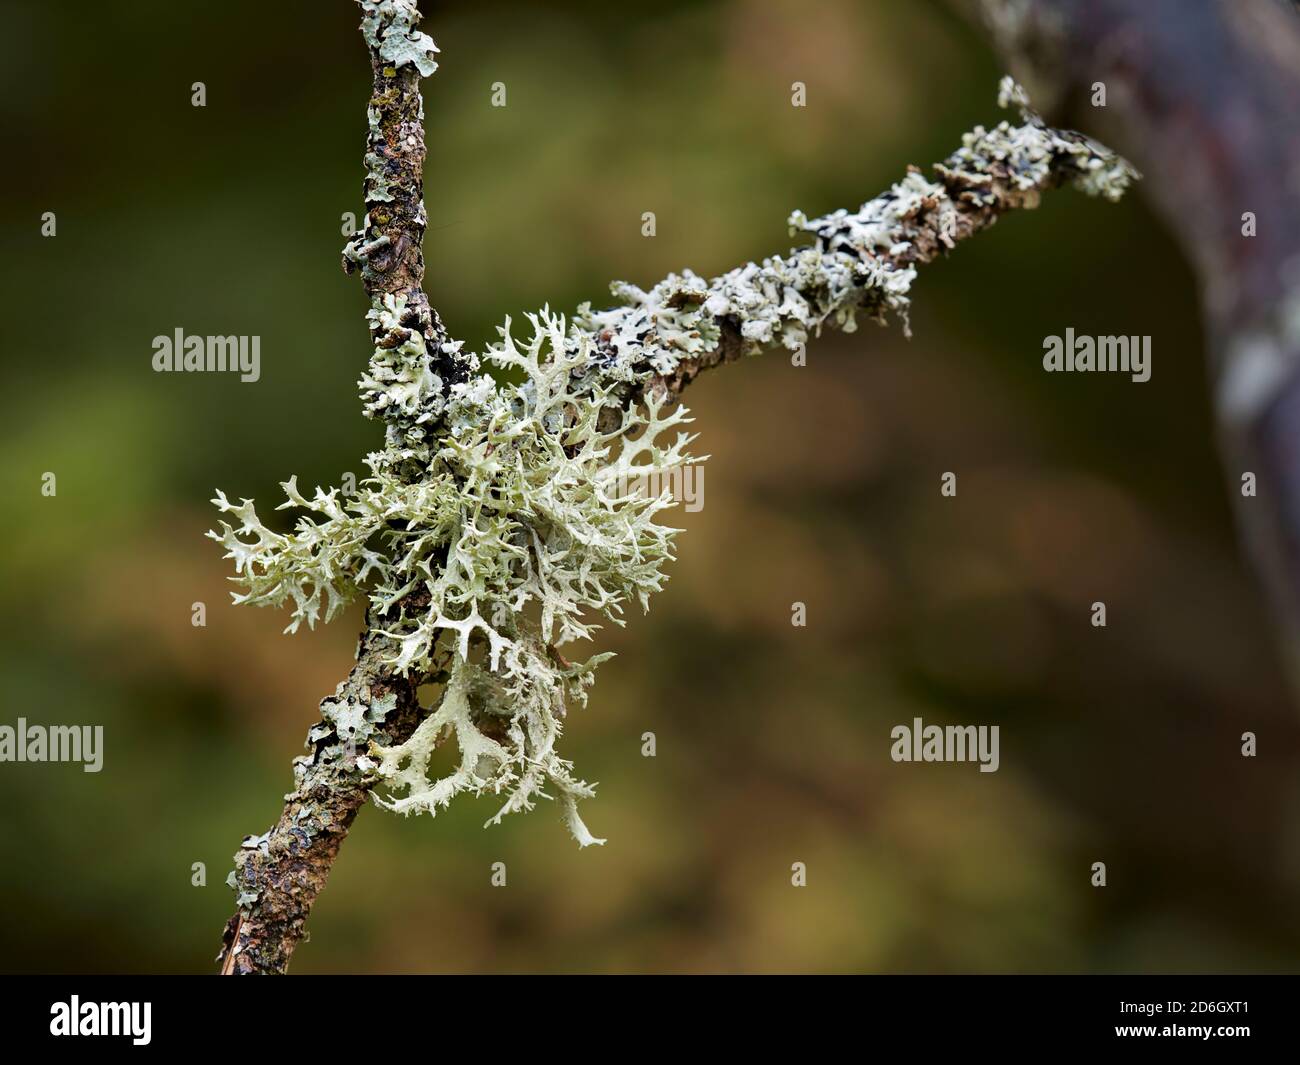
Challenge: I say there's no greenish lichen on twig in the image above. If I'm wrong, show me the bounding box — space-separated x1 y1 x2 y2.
213 0 1135 973
213 74 1134 848
214 303 700 846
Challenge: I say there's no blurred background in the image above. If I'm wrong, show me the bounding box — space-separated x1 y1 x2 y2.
2 0 1299 973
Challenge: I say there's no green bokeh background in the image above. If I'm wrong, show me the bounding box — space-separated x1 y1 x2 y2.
2 0 1298 973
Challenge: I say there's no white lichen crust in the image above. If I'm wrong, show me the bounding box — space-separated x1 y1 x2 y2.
211 80 1134 846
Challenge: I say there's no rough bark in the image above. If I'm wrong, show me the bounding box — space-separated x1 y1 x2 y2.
218 610 429 975
957 0 1300 673
341 8 464 389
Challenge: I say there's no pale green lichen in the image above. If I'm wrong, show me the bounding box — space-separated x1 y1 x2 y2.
372 645 609 847
212 80 1134 846
986 75 1135 201
360 0 439 77
212 307 700 845
572 78 1134 369
358 293 448 428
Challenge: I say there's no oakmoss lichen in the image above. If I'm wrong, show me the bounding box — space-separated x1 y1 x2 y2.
212 307 699 845
211 77 1135 846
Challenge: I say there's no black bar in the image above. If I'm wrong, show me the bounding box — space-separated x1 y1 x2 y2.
0 975 1289 1053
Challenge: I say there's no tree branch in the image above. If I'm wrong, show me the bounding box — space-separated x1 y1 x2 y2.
642 96 1132 406
217 611 431 974
216 1 1133 973
216 0 447 975
341 0 461 387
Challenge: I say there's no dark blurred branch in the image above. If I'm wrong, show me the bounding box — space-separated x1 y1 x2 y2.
954 0 1300 675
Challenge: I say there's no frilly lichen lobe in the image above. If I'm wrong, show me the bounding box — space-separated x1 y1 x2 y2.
359 0 439 77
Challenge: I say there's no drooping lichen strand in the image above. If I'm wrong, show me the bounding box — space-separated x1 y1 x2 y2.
371 647 608 847
212 79 1135 847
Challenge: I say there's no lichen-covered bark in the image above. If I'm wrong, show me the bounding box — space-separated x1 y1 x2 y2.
218 0 447 976
217 610 429 975
959 0 1300 675
643 104 1132 406
342 3 467 395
